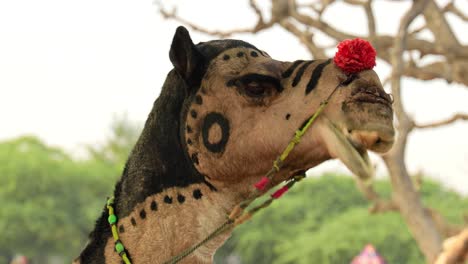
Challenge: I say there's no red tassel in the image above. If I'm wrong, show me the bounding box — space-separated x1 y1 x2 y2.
271 186 289 199
254 177 269 191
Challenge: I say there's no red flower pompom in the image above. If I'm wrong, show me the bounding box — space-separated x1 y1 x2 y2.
333 38 376 74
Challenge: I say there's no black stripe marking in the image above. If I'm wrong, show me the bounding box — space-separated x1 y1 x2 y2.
282 60 304 78
305 60 331 95
204 179 218 191
292 61 314 87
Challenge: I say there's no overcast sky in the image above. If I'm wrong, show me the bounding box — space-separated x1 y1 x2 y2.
0 0 467 193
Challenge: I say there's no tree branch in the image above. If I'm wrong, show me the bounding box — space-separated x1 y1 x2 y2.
279 20 327 59
289 10 358 40
423 0 461 55
344 0 376 38
158 3 274 38
442 1 468 21
415 113 468 129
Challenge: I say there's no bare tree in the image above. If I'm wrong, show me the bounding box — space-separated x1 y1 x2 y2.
158 0 468 262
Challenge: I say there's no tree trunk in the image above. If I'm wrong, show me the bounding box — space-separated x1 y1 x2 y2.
383 134 442 262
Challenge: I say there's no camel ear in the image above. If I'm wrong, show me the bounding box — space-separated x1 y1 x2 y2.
169 26 204 85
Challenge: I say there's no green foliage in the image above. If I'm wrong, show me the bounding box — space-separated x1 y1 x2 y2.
86 113 142 170
0 136 118 259
0 115 141 261
215 174 467 264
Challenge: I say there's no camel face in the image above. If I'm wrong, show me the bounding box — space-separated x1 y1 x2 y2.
173 27 394 188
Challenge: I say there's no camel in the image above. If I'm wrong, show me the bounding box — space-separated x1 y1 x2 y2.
74 26 394 263
435 228 468 264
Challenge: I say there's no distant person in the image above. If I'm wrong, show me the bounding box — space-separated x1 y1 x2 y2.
10 255 28 264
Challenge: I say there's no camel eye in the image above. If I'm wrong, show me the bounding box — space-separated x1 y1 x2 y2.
244 81 268 97
232 74 282 98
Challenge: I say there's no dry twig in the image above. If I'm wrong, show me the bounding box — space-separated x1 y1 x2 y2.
415 113 468 129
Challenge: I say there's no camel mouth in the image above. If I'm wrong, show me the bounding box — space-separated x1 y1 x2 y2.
345 128 394 153
318 117 394 183
349 86 393 109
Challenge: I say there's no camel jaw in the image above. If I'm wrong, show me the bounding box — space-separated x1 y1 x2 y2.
317 116 390 183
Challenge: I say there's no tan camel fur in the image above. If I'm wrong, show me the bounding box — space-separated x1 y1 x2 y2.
435 228 468 264
74 26 394 263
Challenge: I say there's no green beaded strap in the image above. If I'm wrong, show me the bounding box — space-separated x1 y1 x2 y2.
106 197 132 264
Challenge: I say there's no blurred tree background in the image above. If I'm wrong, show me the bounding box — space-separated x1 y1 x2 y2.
1 116 467 263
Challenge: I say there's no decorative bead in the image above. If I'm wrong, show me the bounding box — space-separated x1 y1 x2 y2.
271 186 289 199
254 176 269 191
108 214 117 224
115 242 125 253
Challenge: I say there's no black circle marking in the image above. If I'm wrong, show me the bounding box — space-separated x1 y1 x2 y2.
130 217 136 226
139 209 146 219
164 195 173 204
250 51 258 57
237 52 244 57
285 113 291 120
187 138 192 145
190 110 198 119
202 112 230 153
223 54 230 60
150 201 158 211
119 225 125 233
177 194 186 204
186 125 193 133
193 189 203 199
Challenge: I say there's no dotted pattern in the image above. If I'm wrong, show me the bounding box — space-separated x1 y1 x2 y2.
117 187 204 232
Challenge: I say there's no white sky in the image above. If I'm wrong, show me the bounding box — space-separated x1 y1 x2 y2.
0 0 467 194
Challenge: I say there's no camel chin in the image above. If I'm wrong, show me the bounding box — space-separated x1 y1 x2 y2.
317 114 394 183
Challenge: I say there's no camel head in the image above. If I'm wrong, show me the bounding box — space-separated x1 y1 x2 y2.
172 26 394 195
